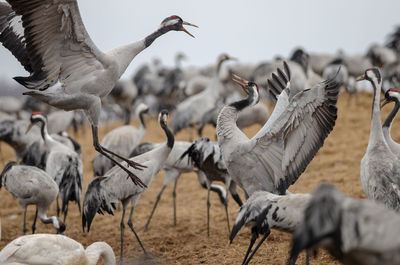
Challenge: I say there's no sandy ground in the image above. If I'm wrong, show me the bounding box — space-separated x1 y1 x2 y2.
0 91 398 265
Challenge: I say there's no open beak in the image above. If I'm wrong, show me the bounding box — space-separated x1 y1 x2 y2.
356 74 365 81
25 123 34 134
181 21 198 38
231 73 249 92
381 98 390 109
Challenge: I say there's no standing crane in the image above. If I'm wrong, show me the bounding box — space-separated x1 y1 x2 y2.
27 113 83 222
82 110 174 264
217 63 339 198
0 161 65 235
0 1 197 187
0 234 115 265
381 88 400 157
357 68 400 211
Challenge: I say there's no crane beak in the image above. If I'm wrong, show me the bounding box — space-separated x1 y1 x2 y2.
227 56 237 61
25 123 34 134
356 74 365 81
231 73 249 92
181 21 198 38
381 98 390 109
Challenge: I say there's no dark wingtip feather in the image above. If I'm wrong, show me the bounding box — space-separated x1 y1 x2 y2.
82 177 105 233
230 215 246 243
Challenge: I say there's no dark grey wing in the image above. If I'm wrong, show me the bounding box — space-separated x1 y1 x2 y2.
0 2 31 72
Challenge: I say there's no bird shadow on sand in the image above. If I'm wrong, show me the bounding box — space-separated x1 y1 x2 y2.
122 253 166 265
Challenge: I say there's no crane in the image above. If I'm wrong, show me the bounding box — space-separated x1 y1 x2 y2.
0 1 197 187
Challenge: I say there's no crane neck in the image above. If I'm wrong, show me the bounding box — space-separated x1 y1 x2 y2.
383 100 399 131
368 80 386 146
111 26 172 79
216 58 229 75
230 87 259 112
160 120 174 149
138 111 147 130
38 211 59 230
85 242 116 265
37 120 56 145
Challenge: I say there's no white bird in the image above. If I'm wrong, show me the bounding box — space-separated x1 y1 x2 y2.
82 110 174 264
290 184 400 265
230 191 310 265
0 1 197 187
92 103 149 176
27 113 83 222
381 88 400 157
217 63 339 198
181 137 243 236
0 161 65 234
357 68 400 211
0 234 116 265
171 54 236 134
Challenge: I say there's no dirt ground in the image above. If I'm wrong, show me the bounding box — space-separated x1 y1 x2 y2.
0 91 397 265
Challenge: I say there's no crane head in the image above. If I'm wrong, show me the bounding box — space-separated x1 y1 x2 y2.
382 88 400 108
231 73 259 94
55 218 66 234
356 67 382 84
160 15 198 38
26 112 47 134
159 109 169 125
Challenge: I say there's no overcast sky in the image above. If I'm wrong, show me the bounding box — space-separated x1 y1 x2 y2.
0 0 399 83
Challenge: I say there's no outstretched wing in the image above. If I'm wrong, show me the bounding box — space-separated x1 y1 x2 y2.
255 75 339 193
2 0 105 90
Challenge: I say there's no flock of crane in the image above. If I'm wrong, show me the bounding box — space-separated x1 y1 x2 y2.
0 0 400 265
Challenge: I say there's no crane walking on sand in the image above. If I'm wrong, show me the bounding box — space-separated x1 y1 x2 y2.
0 1 197 187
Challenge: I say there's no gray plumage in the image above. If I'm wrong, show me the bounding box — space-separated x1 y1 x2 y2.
181 137 243 236
82 110 174 263
170 54 236 134
28 113 83 222
359 68 400 211
217 63 340 198
46 110 75 135
290 184 400 265
230 191 310 265
382 88 400 157
0 162 65 234
0 1 197 187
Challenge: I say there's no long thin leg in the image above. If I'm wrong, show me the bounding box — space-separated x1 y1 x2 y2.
144 185 167 231
63 204 69 223
207 185 211 237
242 229 258 265
56 195 60 217
305 249 310 265
120 205 126 265
23 208 27 235
32 207 38 234
127 206 148 255
92 126 147 188
224 202 231 235
244 231 270 265
172 177 179 226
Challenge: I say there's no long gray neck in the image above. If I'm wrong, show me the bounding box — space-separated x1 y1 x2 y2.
216 58 228 75
383 100 399 130
369 79 386 147
39 210 59 230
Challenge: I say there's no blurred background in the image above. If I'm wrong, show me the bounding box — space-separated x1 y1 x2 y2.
0 0 399 95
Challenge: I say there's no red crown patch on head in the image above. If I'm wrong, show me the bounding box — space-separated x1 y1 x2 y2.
32 112 42 115
170 15 178 19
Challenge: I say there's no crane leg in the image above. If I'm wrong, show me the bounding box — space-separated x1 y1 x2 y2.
305 249 310 265
92 126 147 188
172 177 179 226
242 228 258 265
56 195 60 217
207 185 211 237
224 201 231 235
127 206 148 255
144 185 167 231
120 206 126 265
243 230 270 265
23 208 27 235
31 207 38 234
